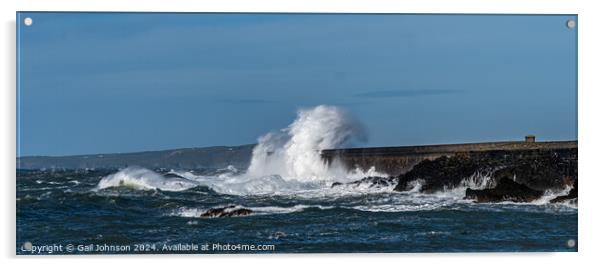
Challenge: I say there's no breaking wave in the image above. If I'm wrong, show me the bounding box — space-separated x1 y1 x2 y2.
94 105 576 211
246 105 377 181
96 167 199 192
97 105 386 196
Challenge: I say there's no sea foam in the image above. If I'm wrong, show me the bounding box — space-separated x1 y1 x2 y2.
94 105 576 210
246 105 375 181
96 167 199 191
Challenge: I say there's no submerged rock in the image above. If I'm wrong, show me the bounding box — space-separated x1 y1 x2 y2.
331 176 397 188
550 180 578 203
200 205 252 218
464 177 544 203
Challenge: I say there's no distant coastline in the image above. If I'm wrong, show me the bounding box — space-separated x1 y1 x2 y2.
17 144 255 170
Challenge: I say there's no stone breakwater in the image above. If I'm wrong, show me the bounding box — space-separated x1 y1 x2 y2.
322 140 577 203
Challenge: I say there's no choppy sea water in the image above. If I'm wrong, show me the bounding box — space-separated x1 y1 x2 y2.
16 168 577 254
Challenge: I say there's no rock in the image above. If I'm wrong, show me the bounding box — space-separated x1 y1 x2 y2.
349 176 397 188
464 177 544 203
490 159 574 191
200 205 252 218
394 155 482 193
394 149 577 193
550 179 578 203
331 176 397 188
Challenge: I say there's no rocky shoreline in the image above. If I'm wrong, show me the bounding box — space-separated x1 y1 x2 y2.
331 147 577 204
198 147 578 218
391 148 577 203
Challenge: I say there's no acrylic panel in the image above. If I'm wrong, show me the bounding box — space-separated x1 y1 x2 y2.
16 12 577 254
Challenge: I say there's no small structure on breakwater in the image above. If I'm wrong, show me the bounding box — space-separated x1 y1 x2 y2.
525 135 536 143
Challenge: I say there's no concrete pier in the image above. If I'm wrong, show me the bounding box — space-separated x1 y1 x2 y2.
320 140 577 176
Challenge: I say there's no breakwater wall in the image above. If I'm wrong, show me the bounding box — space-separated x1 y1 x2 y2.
321 140 577 176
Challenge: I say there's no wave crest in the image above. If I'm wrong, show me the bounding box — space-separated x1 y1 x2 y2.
96 167 199 192
246 105 373 182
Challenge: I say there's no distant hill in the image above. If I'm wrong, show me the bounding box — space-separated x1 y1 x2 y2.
17 144 256 170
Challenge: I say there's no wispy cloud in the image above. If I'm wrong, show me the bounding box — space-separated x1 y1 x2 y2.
216 98 278 104
355 89 461 98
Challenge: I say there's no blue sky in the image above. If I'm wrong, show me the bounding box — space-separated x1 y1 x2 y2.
17 13 577 156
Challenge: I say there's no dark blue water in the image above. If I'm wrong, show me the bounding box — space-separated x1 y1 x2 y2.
16 169 577 254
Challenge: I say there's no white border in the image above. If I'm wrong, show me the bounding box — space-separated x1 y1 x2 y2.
2 0 601 266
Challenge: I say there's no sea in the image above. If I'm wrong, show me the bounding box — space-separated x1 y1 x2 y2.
16 106 577 254
16 166 577 254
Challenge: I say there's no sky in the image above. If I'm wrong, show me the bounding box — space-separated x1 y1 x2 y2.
17 13 577 156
